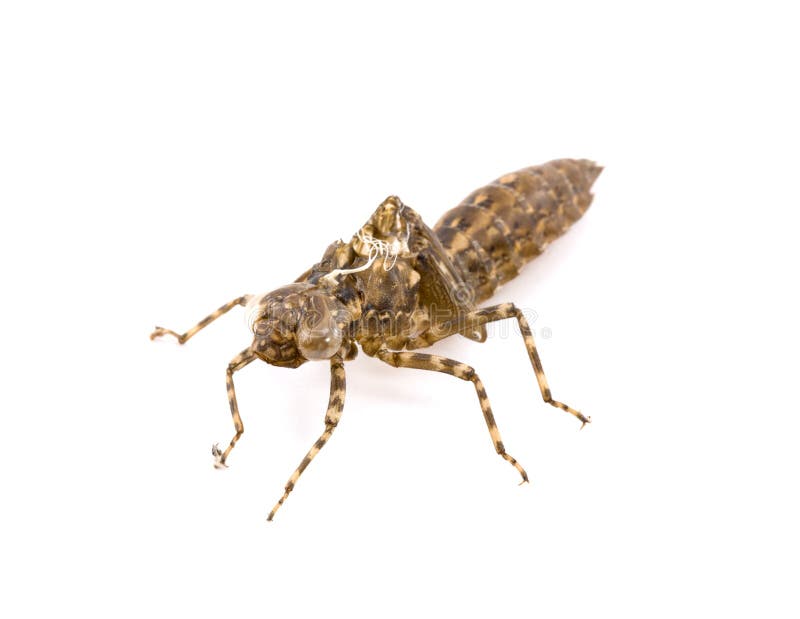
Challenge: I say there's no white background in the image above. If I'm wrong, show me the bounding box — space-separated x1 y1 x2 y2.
2 1 798 617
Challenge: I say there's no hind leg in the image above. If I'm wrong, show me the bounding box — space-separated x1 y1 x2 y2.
439 303 589 427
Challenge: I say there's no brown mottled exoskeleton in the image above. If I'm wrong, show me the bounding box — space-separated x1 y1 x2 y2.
151 158 602 520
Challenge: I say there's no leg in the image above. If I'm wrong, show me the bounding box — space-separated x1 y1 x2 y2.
438 303 590 427
150 295 251 344
376 349 528 483
212 347 257 468
267 355 346 521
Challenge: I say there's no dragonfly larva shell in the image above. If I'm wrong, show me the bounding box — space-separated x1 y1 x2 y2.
434 158 602 303
151 158 601 520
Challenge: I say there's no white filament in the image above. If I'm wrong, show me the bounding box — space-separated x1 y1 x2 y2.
322 226 408 283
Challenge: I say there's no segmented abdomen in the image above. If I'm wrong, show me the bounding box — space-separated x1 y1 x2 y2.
434 158 602 303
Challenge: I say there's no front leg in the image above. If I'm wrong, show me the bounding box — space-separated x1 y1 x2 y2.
267 355 346 521
150 295 251 344
212 347 258 468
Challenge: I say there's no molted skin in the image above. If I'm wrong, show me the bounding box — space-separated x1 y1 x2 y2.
151 158 602 520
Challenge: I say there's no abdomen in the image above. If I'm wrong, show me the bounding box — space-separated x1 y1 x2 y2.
434 158 602 303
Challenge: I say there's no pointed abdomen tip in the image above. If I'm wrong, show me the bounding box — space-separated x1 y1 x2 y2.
580 160 603 186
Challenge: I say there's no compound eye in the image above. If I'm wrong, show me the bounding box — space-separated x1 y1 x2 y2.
297 322 343 360
297 292 344 360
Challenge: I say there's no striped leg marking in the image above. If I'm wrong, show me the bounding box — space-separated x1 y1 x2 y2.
268 355 346 521
212 348 257 469
150 295 251 344
376 349 528 484
446 303 590 427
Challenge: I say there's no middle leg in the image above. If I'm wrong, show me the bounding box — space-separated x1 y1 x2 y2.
267 355 347 521
376 349 528 483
